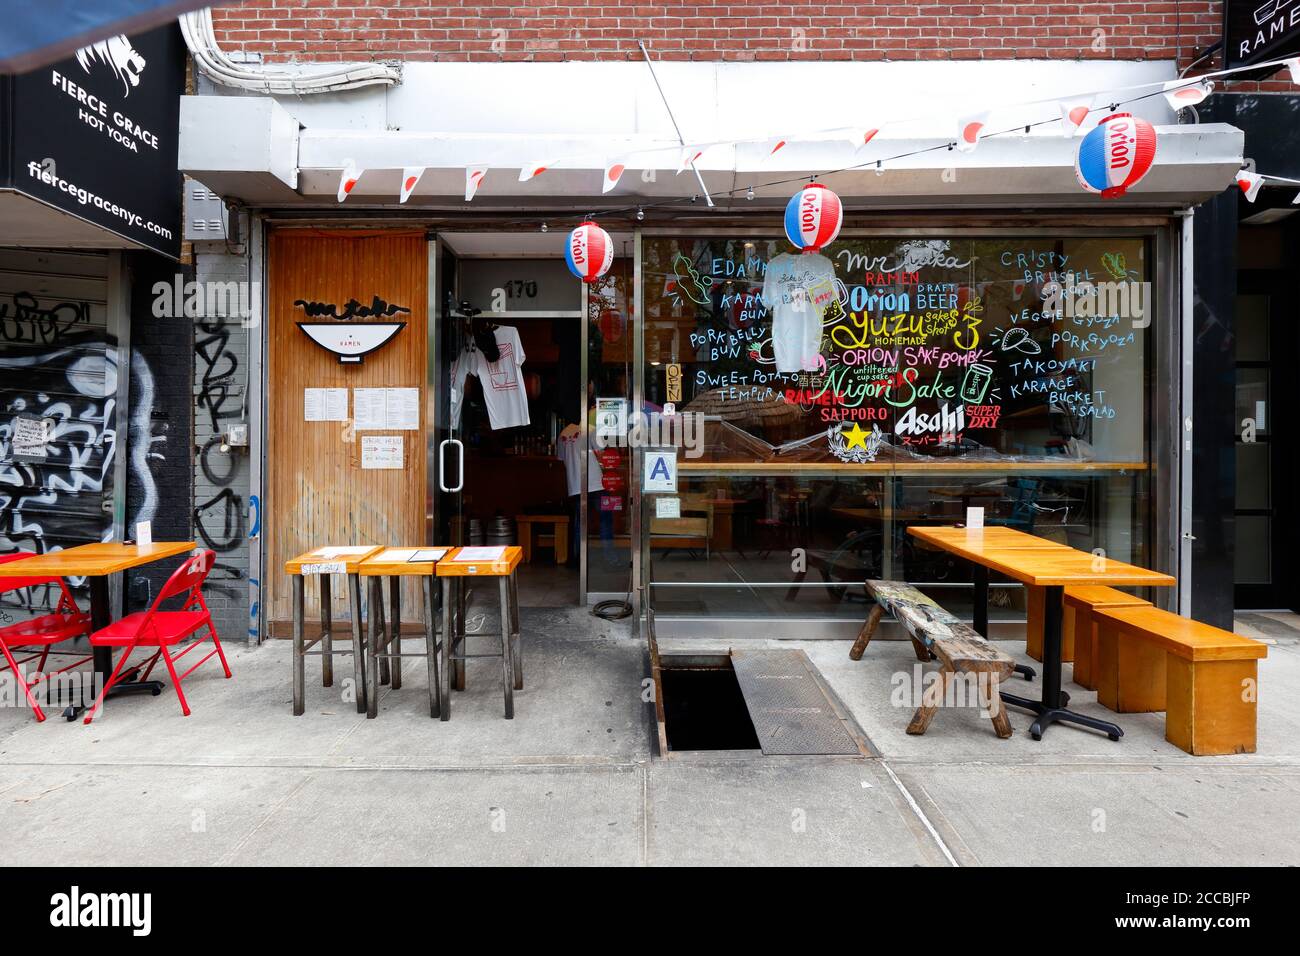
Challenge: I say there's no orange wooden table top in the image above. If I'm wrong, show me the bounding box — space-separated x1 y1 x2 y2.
909 525 1069 552
435 546 523 577
358 547 453 576
284 546 382 575
0 541 196 578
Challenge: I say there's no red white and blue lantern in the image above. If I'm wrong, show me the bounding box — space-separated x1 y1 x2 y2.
565 221 614 284
1075 112 1157 199
784 183 843 253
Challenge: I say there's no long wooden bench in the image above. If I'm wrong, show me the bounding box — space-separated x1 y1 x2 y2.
851 580 1016 739
1064 586 1151 690
1092 605 1268 755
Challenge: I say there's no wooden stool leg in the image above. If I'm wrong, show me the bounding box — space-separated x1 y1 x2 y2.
349 573 367 714
555 521 568 565
1117 638 1167 713
907 669 950 735
320 574 333 687
1166 657 1258 755
498 577 514 719
389 576 402 690
519 522 532 564
439 577 452 722
1025 585 1044 662
1060 597 1075 663
509 572 522 690
291 575 305 716
849 604 884 661
1072 607 1096 690
423 575 440 719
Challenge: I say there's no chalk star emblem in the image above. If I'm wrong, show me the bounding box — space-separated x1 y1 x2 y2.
842 423 870 450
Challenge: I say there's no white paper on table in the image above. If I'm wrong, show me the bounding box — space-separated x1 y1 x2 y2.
135 520 153 550
408 549 448 562
353 389 388 430
318 546 374 559
966 507 985 530
449 546 506 562
360 435 403 469
373 548 421 562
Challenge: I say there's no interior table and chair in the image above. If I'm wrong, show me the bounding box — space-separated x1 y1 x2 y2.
908 524 1175 741
0 541 198 719
283 545 382 716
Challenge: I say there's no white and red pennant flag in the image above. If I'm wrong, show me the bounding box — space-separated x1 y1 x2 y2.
763 137 789 162
1058 96 1094 136
1163 78 1214 110
398 166 424 204
602 159 627 194
1237 170 1265 202
337 160 361 202
955 111 989 153
846 126 882 151
677 145 705 174
465 166 488 201
518 160 553 183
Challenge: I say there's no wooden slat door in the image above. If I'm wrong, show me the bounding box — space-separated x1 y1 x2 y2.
266 230 428 629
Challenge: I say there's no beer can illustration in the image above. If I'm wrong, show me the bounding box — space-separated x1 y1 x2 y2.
960 363 993 404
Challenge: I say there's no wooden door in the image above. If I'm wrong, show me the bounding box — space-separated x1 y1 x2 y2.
266 230 428 629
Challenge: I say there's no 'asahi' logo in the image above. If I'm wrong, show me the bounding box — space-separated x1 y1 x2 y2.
49 886 152 937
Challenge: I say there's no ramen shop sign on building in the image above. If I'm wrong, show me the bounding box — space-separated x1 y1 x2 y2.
1224 0 1300 68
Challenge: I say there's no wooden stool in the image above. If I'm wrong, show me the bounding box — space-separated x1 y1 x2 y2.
358 548 449 719
436 546 523 720
1064 586 1150 689
515 515 569 564
284 546 381 716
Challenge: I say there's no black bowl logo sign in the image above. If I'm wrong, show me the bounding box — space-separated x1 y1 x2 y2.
294 296 410 364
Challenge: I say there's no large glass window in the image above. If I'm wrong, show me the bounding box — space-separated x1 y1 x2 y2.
640 234 1153 623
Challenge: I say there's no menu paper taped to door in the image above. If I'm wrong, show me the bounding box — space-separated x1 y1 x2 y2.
304 388 349 422
354 388 420 430
361 436 404 469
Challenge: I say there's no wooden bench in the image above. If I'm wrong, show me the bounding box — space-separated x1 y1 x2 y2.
1064 586 1150 690
1092 605 1268 755
851 580 1016 739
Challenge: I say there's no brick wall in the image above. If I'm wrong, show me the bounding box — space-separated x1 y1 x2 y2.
213 1 1222 63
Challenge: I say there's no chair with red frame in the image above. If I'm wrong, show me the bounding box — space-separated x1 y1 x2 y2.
0 553 94 722
83 549 231 723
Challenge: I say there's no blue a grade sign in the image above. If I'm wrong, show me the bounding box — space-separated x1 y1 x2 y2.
1224 0 1300 68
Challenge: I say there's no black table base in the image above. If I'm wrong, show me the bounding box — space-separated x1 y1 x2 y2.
60 576 165 720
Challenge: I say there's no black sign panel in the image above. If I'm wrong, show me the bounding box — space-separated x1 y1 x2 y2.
1224 0 1300 68
8 24 183 257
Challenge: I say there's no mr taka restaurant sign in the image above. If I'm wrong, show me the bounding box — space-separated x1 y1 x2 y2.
2 24 183 257
1225 0 1300 68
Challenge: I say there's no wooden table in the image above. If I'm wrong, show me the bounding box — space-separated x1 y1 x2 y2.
0 541 197 717
284 545 382 716
357 547 450 719
514 515 569 564
908 525 1175 741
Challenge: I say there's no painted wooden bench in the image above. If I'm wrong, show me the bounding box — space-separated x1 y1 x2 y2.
1063 586 1150 690
1092 605 1268 755
851 580 1016 739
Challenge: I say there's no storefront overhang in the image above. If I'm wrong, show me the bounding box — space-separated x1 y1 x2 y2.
0 190 148 249
181 92 1243 211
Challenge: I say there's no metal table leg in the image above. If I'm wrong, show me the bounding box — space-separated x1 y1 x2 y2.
424 575 441 718
375 579 390 686
320 573 333 687
508 571 522 690
349 572 367 714
974 563 1035 682
1000 584 1122 741
389 576 402 690
439 577 452 721
366 577 382 719
498 576 514 719
453 578 466 691
292 574 305 716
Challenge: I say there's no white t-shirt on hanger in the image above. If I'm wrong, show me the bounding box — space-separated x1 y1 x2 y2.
763 252 836 374
558 430 604 496
473 326 530 430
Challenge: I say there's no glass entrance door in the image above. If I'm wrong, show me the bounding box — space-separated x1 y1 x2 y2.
431 240 466 550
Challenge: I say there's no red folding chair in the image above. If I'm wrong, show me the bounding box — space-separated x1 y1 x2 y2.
84 550 232 723
0 553 93 722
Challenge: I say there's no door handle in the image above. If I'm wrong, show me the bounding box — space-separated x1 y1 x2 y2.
438 438 464 493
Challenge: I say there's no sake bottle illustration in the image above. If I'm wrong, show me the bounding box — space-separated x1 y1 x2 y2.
959 363 993 404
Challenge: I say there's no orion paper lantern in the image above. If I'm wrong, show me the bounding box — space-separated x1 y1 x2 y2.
784 183 843 252
1075 112 1157 199
565 221 614 283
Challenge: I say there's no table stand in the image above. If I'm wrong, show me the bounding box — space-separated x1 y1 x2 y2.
62 576 164 721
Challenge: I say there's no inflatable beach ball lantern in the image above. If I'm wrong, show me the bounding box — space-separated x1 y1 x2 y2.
565 221 614 283
785 183 843 253
1075 112 1157 199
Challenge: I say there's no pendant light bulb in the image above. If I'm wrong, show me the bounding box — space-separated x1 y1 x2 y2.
540 222 548 232
746 185 755 201
636 207 645 221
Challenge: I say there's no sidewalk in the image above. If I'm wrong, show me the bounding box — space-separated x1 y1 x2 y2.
2 607 1297 866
